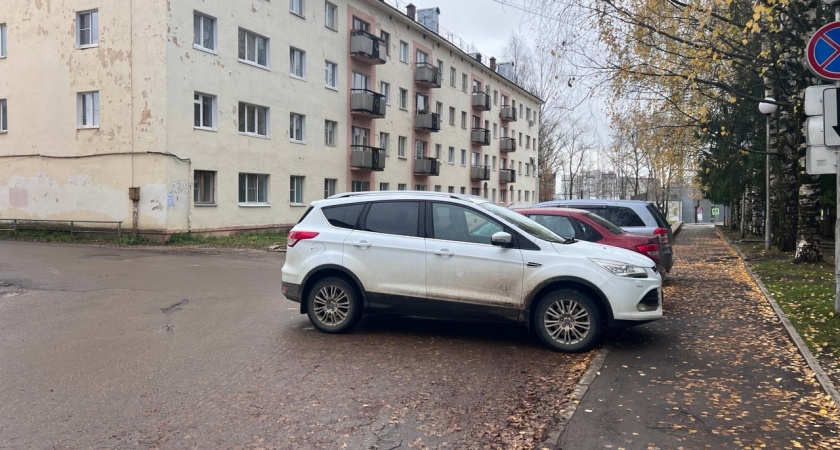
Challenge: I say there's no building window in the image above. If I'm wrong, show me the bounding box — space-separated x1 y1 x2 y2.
435 143 441 159
380 132 390 156
352 16 369 31
437 59 444 75
448 186 454 193
324 178 337 198
449 67 456 87
0 24 5 57
380 31 390 55
416 49 428 64
238 102 269 137
399 88 408 110
461 73 467 92
290 113 306 142
415 184 427 191
290 0 305 17
290 176 305 205
398 183 407 191
193 93 216 130
325 120 337 146
379 182 390 191
325 60 337 89
380 81 391 104
77 91 100 128
449 107 455 125
493 123 497 138
238 28 269 68
351 181 370 192
398 136 407 158
399 41 408 63
0 99 7 132
325 2 337 29
448 146 454 164
493 90 498 105
414 140 426 158
351 126 369 146
460 149 467 166
492 156 497 170
76 10 99 48
193 12 216 52
194 170 216 205
500 189 507 203
290 47 306 79
461 187 467 195
525 191 530 203
460 111 467 129
239 173 269 204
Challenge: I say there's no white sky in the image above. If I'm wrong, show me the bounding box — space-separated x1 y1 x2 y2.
386 0 531 62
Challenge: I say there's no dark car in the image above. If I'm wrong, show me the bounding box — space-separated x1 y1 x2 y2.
516 207 663 272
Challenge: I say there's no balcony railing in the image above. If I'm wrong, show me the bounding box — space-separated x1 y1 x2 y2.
500 105 517 121
413 157 440 176
414 62 442 88
350 89 386 118
414 111 441 132
349 29 386 65
500 137 516 152
499 169 516 183
350 145 386 171
471 128 490 146
472 91 491 111
470 165 491 181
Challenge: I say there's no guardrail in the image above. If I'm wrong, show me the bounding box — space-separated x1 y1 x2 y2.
0 218 123 245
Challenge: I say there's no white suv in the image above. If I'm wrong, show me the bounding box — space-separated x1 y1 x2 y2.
281 192 662 352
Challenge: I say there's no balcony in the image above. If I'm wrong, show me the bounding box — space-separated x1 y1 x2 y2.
350 145 386 171
413 157 440 176
500 137 516 152
470 165 491 181
472 91 491 111
500 105 517 121
350 89 386 118
499 169 516 183
414 111 441 132
350 29 386 65
414 62 442 88
471 128 490 146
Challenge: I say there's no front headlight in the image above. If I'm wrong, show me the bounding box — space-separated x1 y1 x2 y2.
590 258 648 278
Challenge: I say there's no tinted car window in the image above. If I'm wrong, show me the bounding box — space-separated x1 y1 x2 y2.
363 201 419 237
571 217 602 242
584 212 624 234
608 207 645 227
322 204 364 229
646 204 669 227
530 214 576 238
433 202 502 244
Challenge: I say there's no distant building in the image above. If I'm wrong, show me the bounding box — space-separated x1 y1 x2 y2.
0 0 542 236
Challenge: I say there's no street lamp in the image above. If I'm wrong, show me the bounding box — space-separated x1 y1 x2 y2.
759 97 778 251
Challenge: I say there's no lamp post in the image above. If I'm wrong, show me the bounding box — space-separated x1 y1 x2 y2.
759 97 778 251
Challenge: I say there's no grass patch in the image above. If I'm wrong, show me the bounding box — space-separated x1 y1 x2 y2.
723 230 840 367
0 229 135 245
165 231 287 249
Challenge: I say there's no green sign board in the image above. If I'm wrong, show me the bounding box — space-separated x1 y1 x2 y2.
712 207 720 216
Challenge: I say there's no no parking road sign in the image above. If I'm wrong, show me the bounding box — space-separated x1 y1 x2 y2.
807 21 840 81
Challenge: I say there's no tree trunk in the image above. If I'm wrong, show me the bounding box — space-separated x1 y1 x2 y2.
794 176 823 263
747 182 763 236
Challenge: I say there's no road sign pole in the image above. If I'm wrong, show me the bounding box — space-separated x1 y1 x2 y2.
835 6 840 314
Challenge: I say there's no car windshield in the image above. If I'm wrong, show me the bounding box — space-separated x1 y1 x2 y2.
585 212 625 235
479 202 565 243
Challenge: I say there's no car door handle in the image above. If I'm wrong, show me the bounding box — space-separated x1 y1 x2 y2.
433 249 454 257
526 262 542 268
352 241 372 249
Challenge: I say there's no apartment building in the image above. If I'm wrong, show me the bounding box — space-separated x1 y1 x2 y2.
0 0 542 235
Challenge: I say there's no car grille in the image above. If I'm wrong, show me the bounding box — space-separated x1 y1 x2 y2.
639 288 661 310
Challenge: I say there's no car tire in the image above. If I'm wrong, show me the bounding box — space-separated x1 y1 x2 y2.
306 277 362 334
535 289 602 352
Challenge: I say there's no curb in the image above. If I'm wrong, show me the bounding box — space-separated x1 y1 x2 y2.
715 228 840 409
539 348 609 450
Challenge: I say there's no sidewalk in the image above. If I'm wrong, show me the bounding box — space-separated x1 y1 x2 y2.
553 224 840 449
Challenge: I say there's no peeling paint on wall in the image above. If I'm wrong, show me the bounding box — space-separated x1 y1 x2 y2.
1 173 128 220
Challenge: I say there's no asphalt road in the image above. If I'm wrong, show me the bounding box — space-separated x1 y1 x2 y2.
0 240 590 449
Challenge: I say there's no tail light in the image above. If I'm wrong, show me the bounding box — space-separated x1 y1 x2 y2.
654 227 669 246
287 230 319 247
636 243 660 259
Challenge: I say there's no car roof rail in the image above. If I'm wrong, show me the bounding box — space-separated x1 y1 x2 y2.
329 190 472 201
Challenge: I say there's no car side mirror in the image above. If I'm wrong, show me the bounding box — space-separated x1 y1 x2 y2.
491 231 513 248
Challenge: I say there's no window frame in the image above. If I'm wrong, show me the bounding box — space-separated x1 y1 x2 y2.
325 1 337 30
398 136 407 158
77 91 100 129
238 102 270 137
76 10 99 49
193 92 217 131
380 81 391 105
193 170 217 205
1 23 7 57
324 120 337 146
238 173 270 205
0 98 7 132
290 175 305 205
193 12 217 53
324 178 337 198
399 88 408 110
399 41 408 63
290 112 306 143
324 60 338 89
290 0 305 18
238 28 269 69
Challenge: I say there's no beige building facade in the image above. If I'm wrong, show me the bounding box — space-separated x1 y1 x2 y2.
0 0 542 235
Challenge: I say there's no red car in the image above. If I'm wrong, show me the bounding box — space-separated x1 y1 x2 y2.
516 207 663 272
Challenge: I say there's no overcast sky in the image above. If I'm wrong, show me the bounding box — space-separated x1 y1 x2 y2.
387 0 531 62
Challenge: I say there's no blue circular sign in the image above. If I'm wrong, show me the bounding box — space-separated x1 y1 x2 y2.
807 22 840 81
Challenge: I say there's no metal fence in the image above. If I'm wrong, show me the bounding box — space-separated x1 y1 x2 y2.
0 219 123 245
